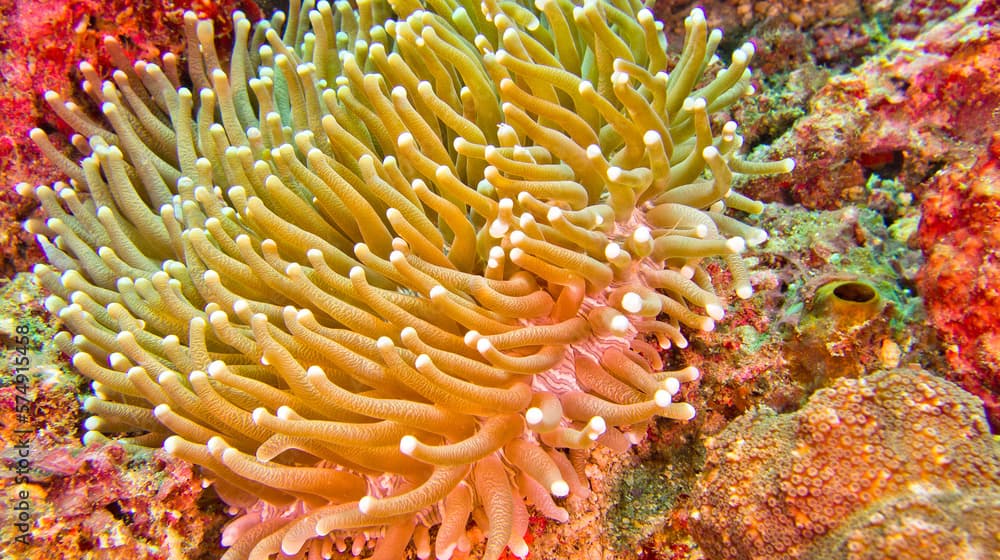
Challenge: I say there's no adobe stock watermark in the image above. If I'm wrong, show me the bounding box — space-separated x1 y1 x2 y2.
7 322 36 547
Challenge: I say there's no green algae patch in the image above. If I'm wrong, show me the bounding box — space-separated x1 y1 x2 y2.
605 442 704 551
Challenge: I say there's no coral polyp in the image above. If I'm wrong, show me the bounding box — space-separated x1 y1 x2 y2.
691 368 1000 560
19 0 792 557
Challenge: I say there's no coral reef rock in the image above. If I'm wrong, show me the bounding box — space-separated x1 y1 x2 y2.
690 366 1000 559
918 132 1000 429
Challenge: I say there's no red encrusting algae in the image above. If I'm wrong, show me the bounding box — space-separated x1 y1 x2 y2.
917 132 1000 429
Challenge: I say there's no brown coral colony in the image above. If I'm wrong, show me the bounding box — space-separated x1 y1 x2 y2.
691 368 1000 560
19 0 792 558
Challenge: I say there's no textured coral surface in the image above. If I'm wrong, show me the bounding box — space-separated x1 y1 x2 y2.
726 0 1000 428
739 0 1000 209
918 133 1000 428
690 367 1000 560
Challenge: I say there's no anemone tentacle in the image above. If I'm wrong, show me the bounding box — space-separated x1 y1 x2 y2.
22 0 792 557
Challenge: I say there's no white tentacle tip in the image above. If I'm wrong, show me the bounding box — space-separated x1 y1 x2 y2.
399 435 418 455
664 377 681 395
705 303 725 321
587 416 607 439
358 496 375 514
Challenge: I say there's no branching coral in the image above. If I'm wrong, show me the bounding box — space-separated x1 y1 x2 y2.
19 0 792 557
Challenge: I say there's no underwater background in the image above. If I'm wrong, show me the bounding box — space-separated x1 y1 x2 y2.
1 0 998 558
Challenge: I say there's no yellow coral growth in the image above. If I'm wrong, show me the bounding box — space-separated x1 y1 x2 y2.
21 0 792 557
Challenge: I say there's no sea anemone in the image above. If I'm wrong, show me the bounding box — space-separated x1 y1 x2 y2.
19 0 792 557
